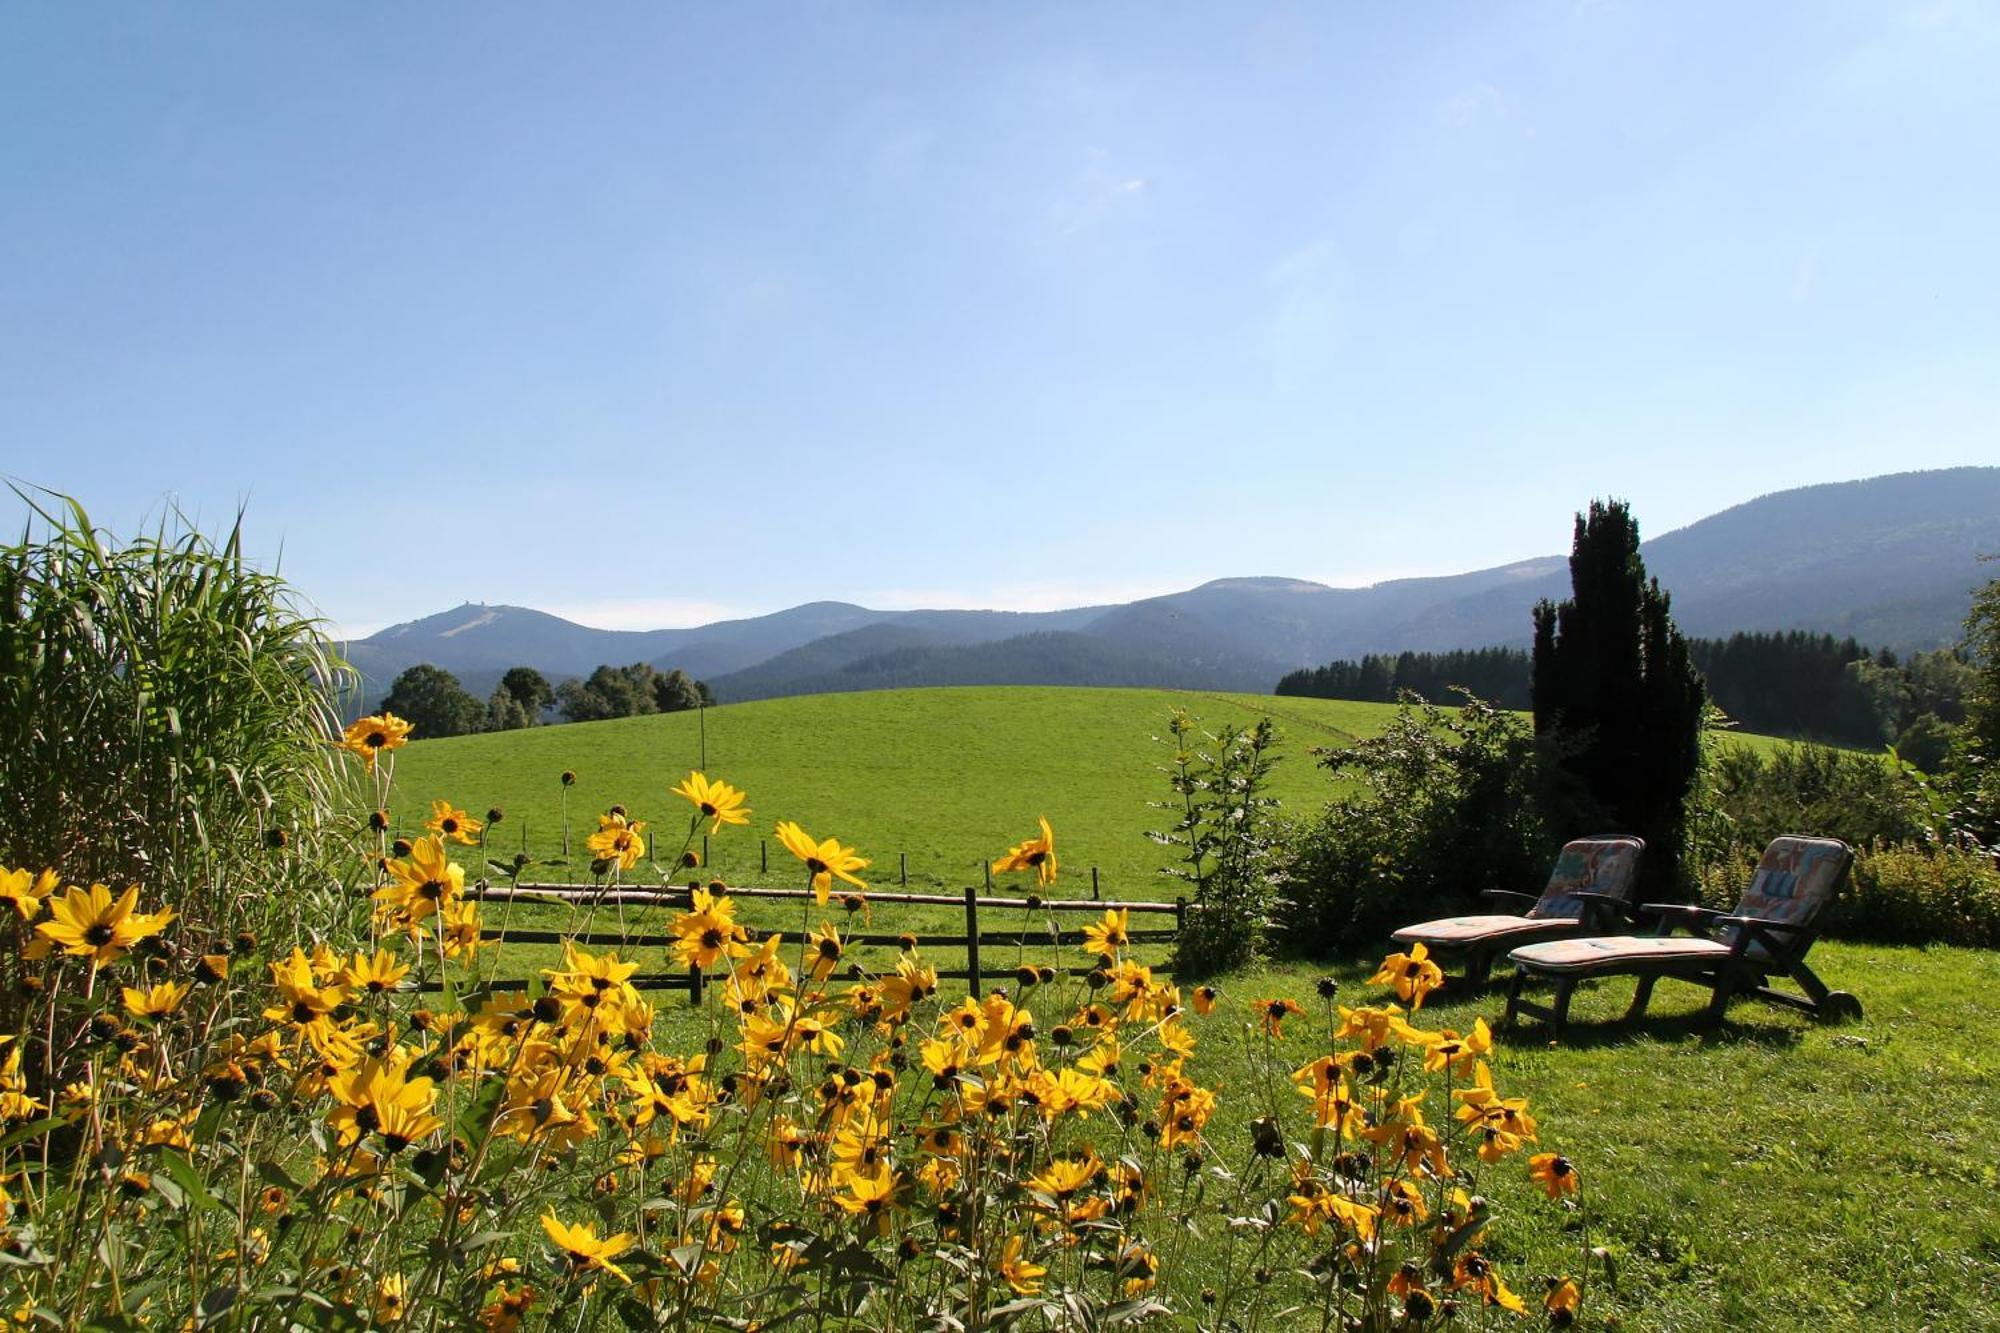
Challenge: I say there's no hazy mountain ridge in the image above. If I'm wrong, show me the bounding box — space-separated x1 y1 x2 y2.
344 468 2000 704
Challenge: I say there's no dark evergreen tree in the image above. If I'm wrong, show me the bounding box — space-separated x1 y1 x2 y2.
1532 500 1706 896
380 663 484 738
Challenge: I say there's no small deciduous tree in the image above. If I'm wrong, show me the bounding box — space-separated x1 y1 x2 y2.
1532 500 1706 897
380 663 484 738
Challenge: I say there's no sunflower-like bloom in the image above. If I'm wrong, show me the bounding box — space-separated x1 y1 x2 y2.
1254 996 1304 1038
1190 984 1218 1016
37 883 173 965
340 713 413 770
585 813 647 873
1545 1277 1582 1325
992 816 1057 888
121 980 190 1021
424 800 483 846
0 866 57 922
997 1235 1047 1295
670 889 750 971
1420 1018 1492 1076
1528 1151 1579 1199
832 1169 900 1238
341 949 411 996
374 835 465 926
672 772 752 836
805 922 846 982
1451 1253 1526 1314
1370 942 1445 1009
1027 1152 1102 1208
326 1049 439 1149
772 821 869 904
540 1212 633 1285
1080 907 1130 960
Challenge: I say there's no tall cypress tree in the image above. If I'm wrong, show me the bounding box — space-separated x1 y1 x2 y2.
1532 501 1707 896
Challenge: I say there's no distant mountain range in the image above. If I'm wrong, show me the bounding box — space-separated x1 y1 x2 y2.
343 467 2000 706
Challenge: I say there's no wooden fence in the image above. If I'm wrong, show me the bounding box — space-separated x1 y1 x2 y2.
417 880 1185 1003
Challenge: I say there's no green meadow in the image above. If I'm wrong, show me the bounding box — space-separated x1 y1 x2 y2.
390 686 1790 897
378 686 2000 1329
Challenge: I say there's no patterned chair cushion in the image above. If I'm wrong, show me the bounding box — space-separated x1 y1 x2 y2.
1529 836 1646 920
1509 935 1732 973
1724 836 1853 939
1394 914 1582 946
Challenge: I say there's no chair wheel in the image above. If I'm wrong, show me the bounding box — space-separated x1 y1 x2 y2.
1818 991 1863 1023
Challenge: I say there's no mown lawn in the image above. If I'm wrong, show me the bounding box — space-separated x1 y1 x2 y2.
441 891 2000 1330
389 686 1792 897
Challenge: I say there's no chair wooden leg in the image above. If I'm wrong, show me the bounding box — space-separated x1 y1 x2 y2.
1549 977 1577 1035
1702 973 1736 1026
1465 952 1493 989
1625 975 1657 1021
1501 966 1528 1029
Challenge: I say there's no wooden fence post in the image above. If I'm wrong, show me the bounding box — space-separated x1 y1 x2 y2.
1091 866 1100 900
760 840 768 876
688 961 704 1007
900 852 907 887
963 882 981 998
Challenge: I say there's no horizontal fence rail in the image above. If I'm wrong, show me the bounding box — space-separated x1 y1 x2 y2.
439 879 1184 1003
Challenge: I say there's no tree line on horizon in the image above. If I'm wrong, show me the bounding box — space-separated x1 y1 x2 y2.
373 660 713 738
1275 630 1974 764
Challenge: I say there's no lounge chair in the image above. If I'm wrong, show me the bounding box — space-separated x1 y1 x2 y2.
1390 835 1646 987
1501 834 1859 1034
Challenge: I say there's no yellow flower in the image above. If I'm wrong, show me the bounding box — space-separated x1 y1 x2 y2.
1027 1152 1102 1207
670 890 749 971
773 821 869 904
1190 984 1218 1016
1254 997 1304 1038
1420 1019 1492 1076
806 922 846 981
1451 1253 1526 1314
997 1235 1047 1295
424 800 483 845
585 813 647 873
374 835 465 926
992 816 1058 888
832 1169 900 1237
540 1212 633 1284
1545 1276 1582 1325
672 771 752 836
373 1274 408 1324
1080 907 1130 960
340 713 413 769
36 883 172 965
0 867 56 922
1528 1152 1579 1199
1369 943 1445 1010
121 980 190 1021
341 950 411 996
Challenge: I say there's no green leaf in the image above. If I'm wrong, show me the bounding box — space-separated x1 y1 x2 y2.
157 1149 222 1211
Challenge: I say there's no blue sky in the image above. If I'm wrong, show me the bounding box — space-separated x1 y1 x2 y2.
3 2 1995 637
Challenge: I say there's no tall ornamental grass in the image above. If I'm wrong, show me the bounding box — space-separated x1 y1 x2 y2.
0 492 355 948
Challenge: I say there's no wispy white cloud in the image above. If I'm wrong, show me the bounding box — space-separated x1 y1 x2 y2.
1046 148 1150 235
1438 82 1507 128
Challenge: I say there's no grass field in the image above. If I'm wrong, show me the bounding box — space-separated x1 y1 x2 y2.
389 686 1790 898
381 687 1993 1329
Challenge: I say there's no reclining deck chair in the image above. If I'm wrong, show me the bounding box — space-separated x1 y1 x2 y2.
1502 835 1859 1035
1390 835 1646 987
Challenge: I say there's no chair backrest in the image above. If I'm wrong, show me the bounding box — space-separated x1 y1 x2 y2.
1528 836 1647 920
1722 835 1854 954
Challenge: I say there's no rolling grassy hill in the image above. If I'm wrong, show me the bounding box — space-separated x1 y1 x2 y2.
386 685 1785 896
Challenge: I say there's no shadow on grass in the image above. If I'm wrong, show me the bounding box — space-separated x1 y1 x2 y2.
1489 981 1810 1052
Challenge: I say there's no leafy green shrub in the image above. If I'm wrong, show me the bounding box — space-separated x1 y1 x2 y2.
1277 693 1554 955
1154 711 1283 976
1699 741 1935 852
0 493 353 943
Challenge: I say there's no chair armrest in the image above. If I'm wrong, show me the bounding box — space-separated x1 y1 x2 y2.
1715 914 1809 959
1634 902 1725 937
1569 891 1636 926
1479 889 1541 909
